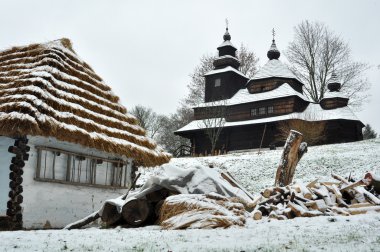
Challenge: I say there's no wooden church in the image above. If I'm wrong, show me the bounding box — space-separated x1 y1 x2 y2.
175 28 364 155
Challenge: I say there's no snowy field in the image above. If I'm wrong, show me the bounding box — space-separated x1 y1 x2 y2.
140 138 380 194
1 139 380 251
0 213 380 252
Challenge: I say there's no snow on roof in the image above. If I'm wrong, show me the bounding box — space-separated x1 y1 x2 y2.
228 83 308 105
215 55 240 62
204 66 248 79
0 38 170 167
196 83 309 108
322 91 349 100
251 59 298 80
217 40 237 49
176 103 361 133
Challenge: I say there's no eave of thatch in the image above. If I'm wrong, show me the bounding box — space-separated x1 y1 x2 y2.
0 38 171 167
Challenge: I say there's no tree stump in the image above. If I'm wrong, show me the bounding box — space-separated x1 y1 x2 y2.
275 130 307 187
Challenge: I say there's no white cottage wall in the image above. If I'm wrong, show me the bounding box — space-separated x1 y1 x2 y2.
0 136 15 215
21 136 127 229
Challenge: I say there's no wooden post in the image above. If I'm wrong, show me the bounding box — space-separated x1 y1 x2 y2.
274 130 308 187
258 124 267 154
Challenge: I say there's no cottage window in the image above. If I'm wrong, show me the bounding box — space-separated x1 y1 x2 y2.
35 146 132 188
250 108 257 117
214 78 221 87
259 107 266 115
268 106 274 114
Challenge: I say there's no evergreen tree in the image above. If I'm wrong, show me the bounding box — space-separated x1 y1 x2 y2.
363 124 378 139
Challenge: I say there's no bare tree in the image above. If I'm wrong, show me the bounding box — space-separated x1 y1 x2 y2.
157 104 193 154
286 20 370 109
197 101 227 154
130 105 163 139
275 112 327 146
185 44 259 107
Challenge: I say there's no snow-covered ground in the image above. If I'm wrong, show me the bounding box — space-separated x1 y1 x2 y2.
1 214 379 251
1 139 380 251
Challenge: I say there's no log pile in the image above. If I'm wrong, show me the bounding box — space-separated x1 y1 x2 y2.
6 137 30 230
250 173 380 221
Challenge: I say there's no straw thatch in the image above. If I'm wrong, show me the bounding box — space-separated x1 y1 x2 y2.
159 193 247 229
0 38 171 166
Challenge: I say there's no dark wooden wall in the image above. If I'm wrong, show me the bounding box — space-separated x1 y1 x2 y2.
320 98 349 110
204 72 248 103
226 96 309 122
179 119 363 155
247 78 303 94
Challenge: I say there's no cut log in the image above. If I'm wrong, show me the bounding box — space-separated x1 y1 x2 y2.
275 130 307 187
354 187 380 205
251 210 262 220
101 203 122 226
311 186 333 206
336 198 349 208
348 202 374 208
305 199 328 212
64 211 100 230
262 188 274 198
287 202 304 217
121 199 151 226
341 180 366 192
247 195 262 210
330 207 350 216
347 205 380 215
306 179 319 188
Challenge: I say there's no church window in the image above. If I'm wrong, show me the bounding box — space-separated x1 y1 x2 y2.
215 78 221 87
259 107 266 115
268 106 274 114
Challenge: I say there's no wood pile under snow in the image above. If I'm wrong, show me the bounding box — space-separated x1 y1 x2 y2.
251 173 380 221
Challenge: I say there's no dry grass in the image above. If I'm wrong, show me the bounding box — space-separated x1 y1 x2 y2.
159 194 246 229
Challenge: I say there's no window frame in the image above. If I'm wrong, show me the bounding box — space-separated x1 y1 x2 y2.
250 108 257 117
259 107 266 115
268 106 274 114
35 146 132 189
214 78 221 87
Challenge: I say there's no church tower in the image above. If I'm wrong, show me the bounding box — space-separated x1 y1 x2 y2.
204 23 248 103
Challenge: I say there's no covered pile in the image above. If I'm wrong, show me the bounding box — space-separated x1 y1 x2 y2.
0 38 170 166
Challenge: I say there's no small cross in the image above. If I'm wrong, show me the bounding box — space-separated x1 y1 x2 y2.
226 18 229 30
272 28 276 40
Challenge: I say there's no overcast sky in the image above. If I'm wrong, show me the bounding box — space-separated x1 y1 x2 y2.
1 0 379 133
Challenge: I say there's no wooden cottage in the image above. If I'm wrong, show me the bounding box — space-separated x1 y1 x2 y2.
175 29 364 155
0 38 170 230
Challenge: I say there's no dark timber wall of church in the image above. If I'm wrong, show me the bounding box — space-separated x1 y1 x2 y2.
186 119 363 155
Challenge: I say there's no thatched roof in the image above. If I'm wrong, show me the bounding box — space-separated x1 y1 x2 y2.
0 38 171 167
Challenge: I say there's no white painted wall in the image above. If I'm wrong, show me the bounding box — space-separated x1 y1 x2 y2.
1 135 128 228
0 137 15 215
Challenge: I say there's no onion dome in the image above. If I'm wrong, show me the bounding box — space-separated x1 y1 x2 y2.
216 24 238 67
267 39 280 60
328 71 341 91
223 28 231 41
